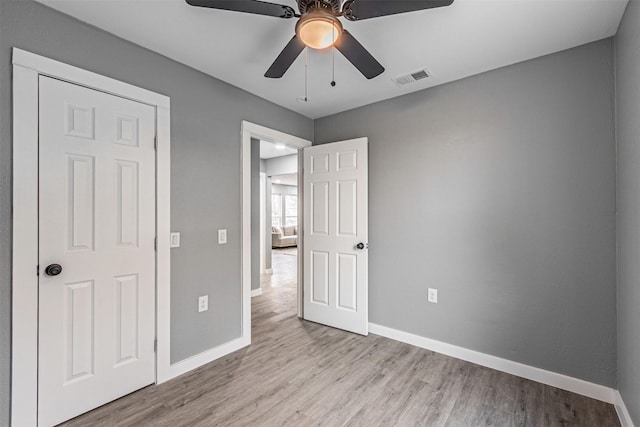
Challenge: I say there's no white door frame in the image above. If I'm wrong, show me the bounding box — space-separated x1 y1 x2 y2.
11 48 171 427
241 121 311 319
260 172 266 275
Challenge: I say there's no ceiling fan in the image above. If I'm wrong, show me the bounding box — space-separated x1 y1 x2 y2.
186 0 454 79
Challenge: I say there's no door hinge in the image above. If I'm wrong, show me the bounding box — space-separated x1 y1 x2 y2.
154 338 158 353
37 265 40 276
154 135 158 151
154 236 158 251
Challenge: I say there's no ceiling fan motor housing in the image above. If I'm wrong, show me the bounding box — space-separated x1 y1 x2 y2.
297 0 342 15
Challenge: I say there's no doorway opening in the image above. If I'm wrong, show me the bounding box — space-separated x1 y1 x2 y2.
241 121 311 336
254 139 299 311
243 128 369 337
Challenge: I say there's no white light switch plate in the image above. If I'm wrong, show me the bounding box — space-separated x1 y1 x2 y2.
170 232 181 248
198 295 208 312
218 229 227 244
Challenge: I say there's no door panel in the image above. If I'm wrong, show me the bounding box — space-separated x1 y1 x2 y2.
64 280 95 383
116 160 140 247
38 76 156 426
337 180 357 236
311 250 330 305
310 181 329 235
303 138 368 335
337 253 357 311
115 273 140 365
67 154 96 251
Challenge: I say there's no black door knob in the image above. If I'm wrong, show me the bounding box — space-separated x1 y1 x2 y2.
45 264 62 276
356 242 365 250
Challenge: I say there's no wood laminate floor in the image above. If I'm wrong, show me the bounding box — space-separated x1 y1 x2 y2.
61 251 620 426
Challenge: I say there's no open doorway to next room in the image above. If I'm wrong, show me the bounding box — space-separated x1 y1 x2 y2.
253 139 299 311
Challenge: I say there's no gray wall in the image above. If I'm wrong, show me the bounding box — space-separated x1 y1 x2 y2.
615 0 640 423
0 1 312 422
315 39 617 387
251 138 260 291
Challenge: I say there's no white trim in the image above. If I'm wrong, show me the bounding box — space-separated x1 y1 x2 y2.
12 48 169 108
155 105 173 383
242 121 312 149
260 172 266 274
12 63 39 427
615 391 636 427
265 268 273 275
11 48 171 426
368 323 617 405
160 338 248 380
297 153 304 319
241 121 311 332
251 288 263 297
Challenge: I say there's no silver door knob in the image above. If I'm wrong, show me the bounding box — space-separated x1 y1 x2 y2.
356 243 365 250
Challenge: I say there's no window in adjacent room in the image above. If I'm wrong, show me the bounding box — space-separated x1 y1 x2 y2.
272 194 282 227
284 195 297 226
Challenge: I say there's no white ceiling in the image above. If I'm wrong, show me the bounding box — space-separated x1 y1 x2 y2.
260 139 298 159
36 0 627 119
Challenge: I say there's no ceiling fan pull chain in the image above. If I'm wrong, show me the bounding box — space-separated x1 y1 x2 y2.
331 25 336 87
304 48 309 102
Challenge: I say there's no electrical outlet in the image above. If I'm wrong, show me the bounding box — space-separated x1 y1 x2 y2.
170 232 180 248
198 295 209 312
218 229 227 244
428 288 438 304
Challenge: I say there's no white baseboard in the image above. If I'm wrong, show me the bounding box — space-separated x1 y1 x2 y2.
251 288 263 297
615 390 636 427
158 336 249 383
265 269 273 274
368 323 617 405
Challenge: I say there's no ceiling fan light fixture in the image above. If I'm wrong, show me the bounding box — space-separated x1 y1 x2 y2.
296 13 343 50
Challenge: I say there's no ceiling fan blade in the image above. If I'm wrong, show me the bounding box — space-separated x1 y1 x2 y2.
334 30 384 79
265 35 306 78
342 0 453 21
186 0 296 18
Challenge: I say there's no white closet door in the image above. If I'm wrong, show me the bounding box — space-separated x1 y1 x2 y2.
38 76 156 426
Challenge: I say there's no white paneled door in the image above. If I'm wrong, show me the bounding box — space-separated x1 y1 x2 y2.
303 138 368 335
38 76 156 426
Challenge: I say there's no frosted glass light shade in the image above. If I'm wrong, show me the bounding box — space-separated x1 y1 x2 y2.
296 14 342 50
